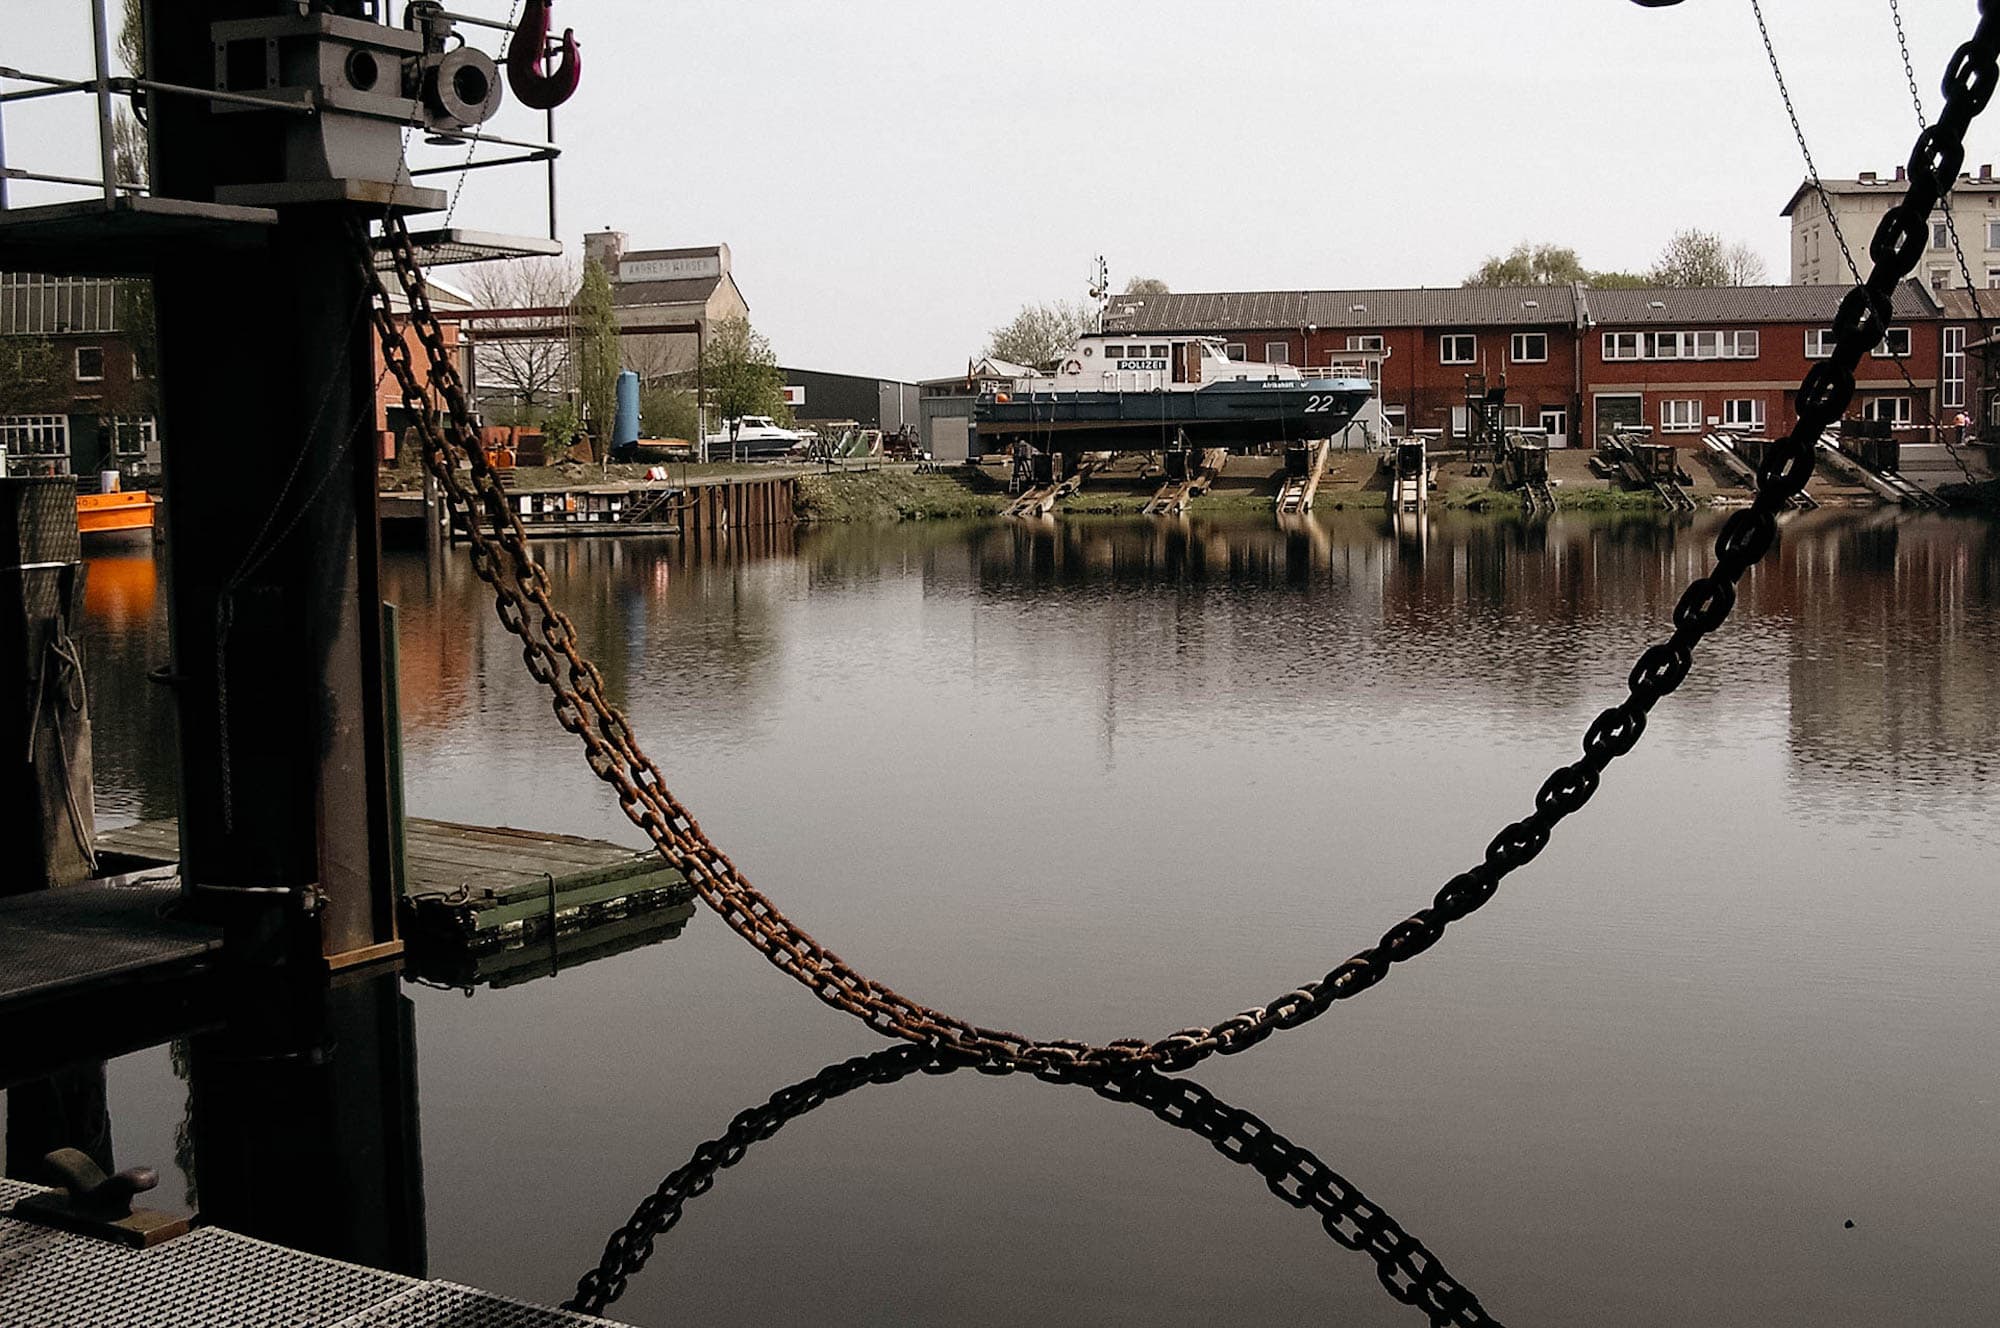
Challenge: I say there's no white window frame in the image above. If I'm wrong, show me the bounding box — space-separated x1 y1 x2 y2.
1224 342 1247 361
1723 398 1765 431
1439 334 1476 365
1988 220 2000 249
1659 398 1703 433
1933 217 1952 248
1805 329 1836 358
1865 396 1912 425
1263 341 1290 365
1538 406 1567 438
1944 325 1967 409
1729 330 1760 359
74 346 105 382
1602 332 1641 361
1346 334 1385 353
1509 332 1548 364
1872 327 1913 358
111 415 156 459
1929 266 1953 296
1646 332 1684 360
0 414 72 475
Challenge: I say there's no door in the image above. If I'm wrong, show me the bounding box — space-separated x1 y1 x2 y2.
1539 407 1568 449
1182 343 1202 385
1593 394 1643 441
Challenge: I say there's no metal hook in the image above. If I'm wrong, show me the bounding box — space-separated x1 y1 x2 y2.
506 0 582 110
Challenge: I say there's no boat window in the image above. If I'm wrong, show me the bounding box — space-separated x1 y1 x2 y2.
1149 344 1168 358
1105 344 1125 358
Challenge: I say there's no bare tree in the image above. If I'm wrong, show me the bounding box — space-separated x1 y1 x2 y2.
460 256 580 419
984 300 1096 367
1724 241 1769 286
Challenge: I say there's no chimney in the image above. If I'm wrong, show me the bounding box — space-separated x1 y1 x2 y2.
584 229 627 277
1895 165 1907 182
1983 164 1994 182
1860 170 1878 183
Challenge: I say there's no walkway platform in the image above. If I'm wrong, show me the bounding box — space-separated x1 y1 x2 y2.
0 877 218 1012
0 1178 631 1327
95 818 693 955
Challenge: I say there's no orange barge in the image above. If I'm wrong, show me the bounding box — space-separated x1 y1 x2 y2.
76 489 157 546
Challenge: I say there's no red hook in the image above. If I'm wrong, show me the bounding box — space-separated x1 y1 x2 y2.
507 0 582 111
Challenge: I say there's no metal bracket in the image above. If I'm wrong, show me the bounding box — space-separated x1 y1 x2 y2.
5 1148 193 1249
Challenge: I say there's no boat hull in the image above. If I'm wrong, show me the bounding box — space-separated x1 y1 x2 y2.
974 379 1371 456
77 490 157 546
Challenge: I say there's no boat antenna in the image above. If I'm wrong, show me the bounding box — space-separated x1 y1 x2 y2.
1089 255 1110 333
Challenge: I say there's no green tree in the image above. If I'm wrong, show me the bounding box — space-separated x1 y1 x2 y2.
640 384 699 442
699 317 788 455
0 337 63 416
984 300 1095 367
1464 242 1589 287
573 257 619 456
1122 276 1170 295
1586 269 1653 289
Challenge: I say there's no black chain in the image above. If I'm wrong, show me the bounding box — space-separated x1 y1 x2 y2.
565 1045 1499 1326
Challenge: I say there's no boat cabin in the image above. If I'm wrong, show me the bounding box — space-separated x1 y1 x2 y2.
1038 335 1298 393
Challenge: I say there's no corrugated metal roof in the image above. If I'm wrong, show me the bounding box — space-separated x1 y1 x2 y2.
1780 174 2000 216
1104 286 1582 333
1586 280 1937 324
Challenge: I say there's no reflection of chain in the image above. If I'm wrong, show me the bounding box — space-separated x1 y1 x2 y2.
360 11 2000 1081
563 1045 1499 1326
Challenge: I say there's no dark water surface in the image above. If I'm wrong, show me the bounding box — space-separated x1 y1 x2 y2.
65 511 2000 1325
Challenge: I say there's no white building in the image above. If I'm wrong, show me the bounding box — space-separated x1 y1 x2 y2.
1785 167 2000 294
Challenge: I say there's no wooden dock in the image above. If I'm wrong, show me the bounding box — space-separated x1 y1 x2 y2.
95 818 693 957
381 474 798 543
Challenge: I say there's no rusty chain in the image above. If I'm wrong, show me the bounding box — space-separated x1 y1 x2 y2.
564 1044 1499 1326
359 5 2000 1081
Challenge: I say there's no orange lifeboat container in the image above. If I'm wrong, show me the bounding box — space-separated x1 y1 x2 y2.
77 488 157 546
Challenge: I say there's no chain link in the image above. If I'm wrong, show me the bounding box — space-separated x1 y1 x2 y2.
357 5 2000 1082
563 1044 1499 1326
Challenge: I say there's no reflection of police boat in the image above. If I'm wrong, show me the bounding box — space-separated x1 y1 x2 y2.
974 334 1373 458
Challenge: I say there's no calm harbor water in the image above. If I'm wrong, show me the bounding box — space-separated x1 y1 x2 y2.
60 510 2000 1325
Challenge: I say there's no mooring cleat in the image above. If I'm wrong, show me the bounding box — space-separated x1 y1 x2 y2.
6 1147 192 1248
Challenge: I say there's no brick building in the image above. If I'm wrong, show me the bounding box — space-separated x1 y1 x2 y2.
0 273 157 479
1106 279 1966 448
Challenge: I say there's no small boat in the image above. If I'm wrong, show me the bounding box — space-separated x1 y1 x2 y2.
974 334 1373 458
77 488 157 546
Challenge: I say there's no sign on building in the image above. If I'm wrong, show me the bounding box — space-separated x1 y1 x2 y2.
783 385 806 406
617 255 723 283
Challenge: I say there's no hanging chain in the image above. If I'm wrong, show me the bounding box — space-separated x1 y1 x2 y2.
359 8 2000 1083
564 1044 1499 1326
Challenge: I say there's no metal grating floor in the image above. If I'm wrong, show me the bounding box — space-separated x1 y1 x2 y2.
328 1283 628 1327
0 879 220 1009
0 1206 633 1328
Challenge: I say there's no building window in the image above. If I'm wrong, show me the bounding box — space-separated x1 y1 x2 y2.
1988 220 2000 248
1644 332 1681 360
1944 325 1967 409
1933 217 1952 248
1346 334 1385 353
1509 332 1547 363
1988 267 2000 289
1263 342 1290 364
1692 331 1722 359
1660 398 1703 433
1873 327 1913 358
1724 398 1765 431
1602 332 1641 361
1805 329 1836 358
1930 266 1953 295
75 346 105 382
111 415 156 459
1380 404 1407 434
0 415 71 476
1439 334 1476 364
1865 396 1912 425
1594 393 1644 438
1224 343 1247 361
1729 330 1760 359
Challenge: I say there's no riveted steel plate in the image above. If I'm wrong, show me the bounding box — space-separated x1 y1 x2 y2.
327 1282 636 1327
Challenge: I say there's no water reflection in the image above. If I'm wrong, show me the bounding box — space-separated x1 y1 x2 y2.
568 1044 1497 1327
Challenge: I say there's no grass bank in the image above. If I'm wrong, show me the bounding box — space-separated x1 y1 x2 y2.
794 467 1009 522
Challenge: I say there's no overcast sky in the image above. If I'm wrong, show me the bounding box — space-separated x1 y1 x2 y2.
8 1 2000 378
